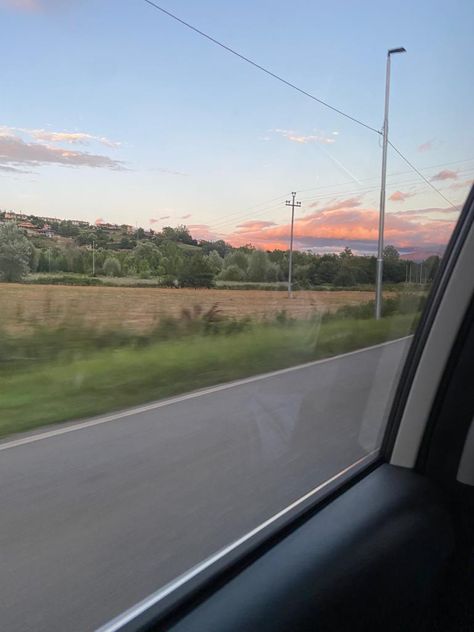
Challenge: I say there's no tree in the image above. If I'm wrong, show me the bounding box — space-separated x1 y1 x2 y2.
383 245 400 260
265 262 281 282
159 241 184 277
424 255 441 281
0 223 31 281
133 241 161 273
334 268 356 287
158 225 196 245
28 244 39 272
247 250 269 282
118 236 135 250
219 264 245 282
206 250 224 274
383 245 405 282
313 255 341 284
339 247 353 260
199 239 231 258
224 250 249 274
75 231 95 246
57 220 79 237
178 253 214 287
103 257 121 277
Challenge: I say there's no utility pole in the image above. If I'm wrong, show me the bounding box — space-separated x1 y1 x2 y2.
375 47 406 319
285 192 301 298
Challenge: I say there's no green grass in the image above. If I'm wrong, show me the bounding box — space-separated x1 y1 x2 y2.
0 313 416 438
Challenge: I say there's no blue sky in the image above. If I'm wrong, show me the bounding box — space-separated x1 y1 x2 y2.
0 0 473 254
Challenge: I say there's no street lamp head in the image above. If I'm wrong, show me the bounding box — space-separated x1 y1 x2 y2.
388 47 406 55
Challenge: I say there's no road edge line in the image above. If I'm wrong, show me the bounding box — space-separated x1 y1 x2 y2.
0 336 412 451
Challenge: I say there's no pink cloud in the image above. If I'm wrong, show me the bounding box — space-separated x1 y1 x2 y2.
449 179 474 190
181 213 192 219
389 190 415 202
187 224 222 242
223 202 456 253
95 218 104 225
235 220 277 233
159 215 170 220
418 140 434 152
431 169 458 181
309 197 361 211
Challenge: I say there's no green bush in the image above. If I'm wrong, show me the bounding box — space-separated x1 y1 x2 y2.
0 223 31 282
103 257 121 277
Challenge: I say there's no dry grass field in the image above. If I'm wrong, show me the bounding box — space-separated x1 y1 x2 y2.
0 283 380 333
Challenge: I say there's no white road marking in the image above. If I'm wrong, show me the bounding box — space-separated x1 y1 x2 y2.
0 336 412 452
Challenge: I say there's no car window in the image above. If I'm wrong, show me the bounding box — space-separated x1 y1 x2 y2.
0 1 472 630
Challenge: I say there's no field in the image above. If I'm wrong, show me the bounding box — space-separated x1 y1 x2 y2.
0 282 424 439
0 283 382 333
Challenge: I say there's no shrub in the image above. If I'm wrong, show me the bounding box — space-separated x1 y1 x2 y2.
103 257 121 277
0 223 31 282
219 264 246 282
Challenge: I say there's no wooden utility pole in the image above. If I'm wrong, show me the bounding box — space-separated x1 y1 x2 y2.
285 192 301 298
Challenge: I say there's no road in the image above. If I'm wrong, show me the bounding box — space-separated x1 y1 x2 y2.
0 337 410 632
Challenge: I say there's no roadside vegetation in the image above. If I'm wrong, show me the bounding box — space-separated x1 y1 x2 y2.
0 294 424 438
0 218 440 289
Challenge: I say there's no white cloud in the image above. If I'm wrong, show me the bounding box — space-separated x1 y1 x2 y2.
0 126 120 148
273 128 337 145
30 129 120 147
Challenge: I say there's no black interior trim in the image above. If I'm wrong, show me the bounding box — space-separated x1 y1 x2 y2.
163 465 454 632
382 185 474 460
104 454 382 632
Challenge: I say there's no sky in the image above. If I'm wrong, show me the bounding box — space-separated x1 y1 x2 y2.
0 0 473 257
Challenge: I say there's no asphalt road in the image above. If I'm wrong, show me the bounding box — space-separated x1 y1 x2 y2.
0 337 410 632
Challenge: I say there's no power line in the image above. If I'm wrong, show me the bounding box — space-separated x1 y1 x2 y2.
211 163 473 231
214 162 470 230
388 141 458 209
296 158 474 195
142 0 380 135
142 1 465 215
211 169 466 233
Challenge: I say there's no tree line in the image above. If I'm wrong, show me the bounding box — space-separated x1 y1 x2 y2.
0 221 441 287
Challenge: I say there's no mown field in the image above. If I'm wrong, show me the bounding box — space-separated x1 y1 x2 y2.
0 283 383 333
0 282 426 439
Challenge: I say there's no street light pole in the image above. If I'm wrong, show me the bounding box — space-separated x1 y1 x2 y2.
285 192 301 298
375 47 406 319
